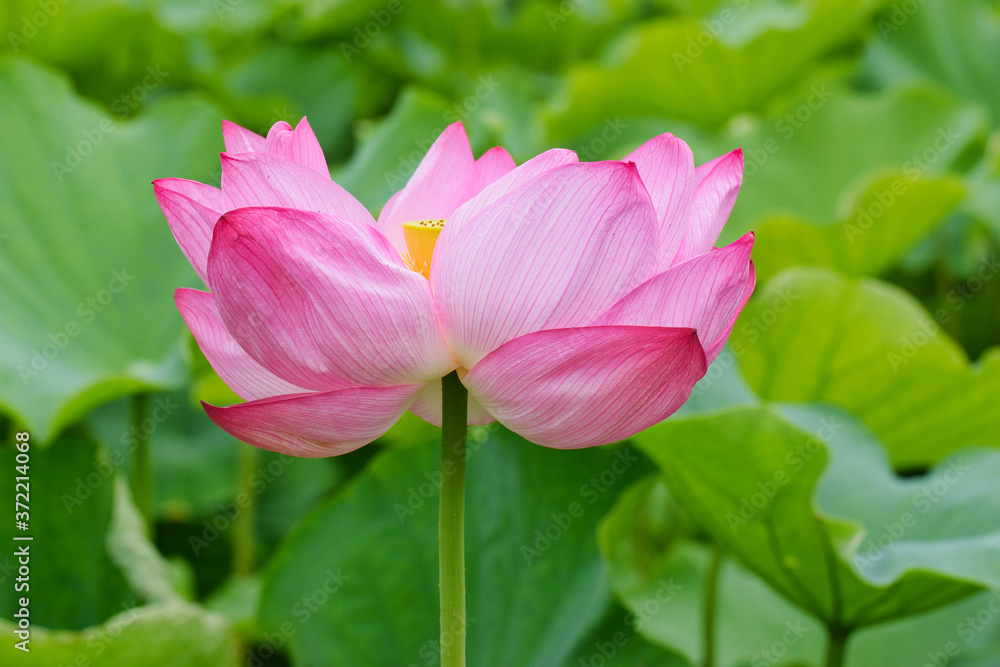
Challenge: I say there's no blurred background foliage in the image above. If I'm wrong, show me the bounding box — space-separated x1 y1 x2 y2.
1 0 999 665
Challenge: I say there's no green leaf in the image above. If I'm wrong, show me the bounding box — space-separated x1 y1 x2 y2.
86 388 344 553
106 477 184 605
750 173 965 283
0 437 132 629
0 1 193 105
727 86 982 230
219 44 359 161
86 392 239 521
967 129 1000 241
0 435 239 665
720 84 982 281
599 477 824 667
292 0 644 79
205 574 262 636
862 0 1000 124
255 450 344 557
633 403 1000 629
732 267 1000 467
546 0 887 139
601 475 1000 665
259 426 647 666
0 57 223 442
0 439 237 667
153 0 285 36
0 602 239 666
561 593 692 667
849 590 1000 665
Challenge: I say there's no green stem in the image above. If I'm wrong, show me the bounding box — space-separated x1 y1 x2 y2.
439 372 468 667
702 545 723 667
130 393 154 536
825 626 850 667
232 443 259 576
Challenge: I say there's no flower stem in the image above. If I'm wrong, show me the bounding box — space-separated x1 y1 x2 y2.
130 393 154 536
439 371 468 667
232 443 259 576
702 545 723 667
825 626 850 667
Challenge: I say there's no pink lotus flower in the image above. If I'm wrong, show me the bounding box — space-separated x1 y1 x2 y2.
154 118 754 456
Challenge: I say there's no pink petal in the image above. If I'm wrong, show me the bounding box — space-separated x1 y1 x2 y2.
707 261 756 361
263 117 329 175
473 146 516 192
376 122 477 252
433 161 659 368
176 288 312 400
671 149 743 265
623 134 695 270
221 152 375 227
154 179 224 284
409 379 496 427
204 384 424 458
155 177 227 211
464 326 707 449
439 148 578 249
222 119 266 153
207 206 457 391
594 233 755 363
